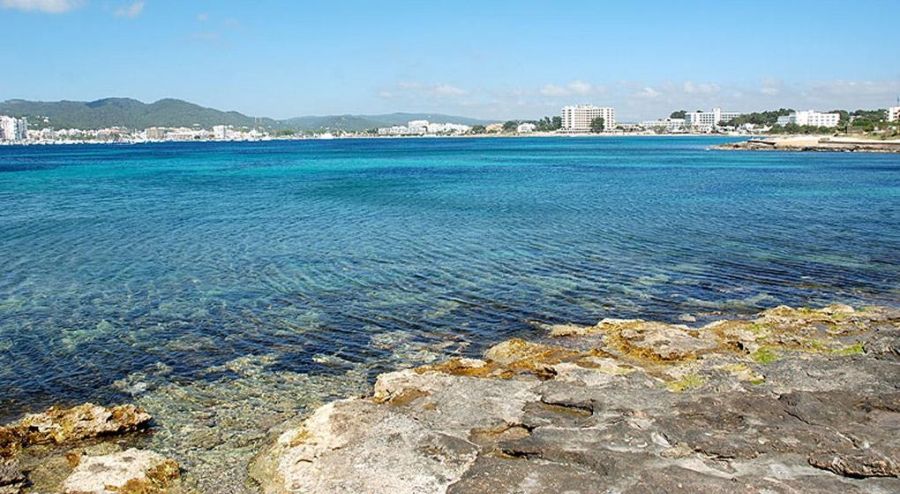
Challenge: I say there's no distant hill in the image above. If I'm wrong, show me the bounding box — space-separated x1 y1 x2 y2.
0 98 495 131
0 98 278 130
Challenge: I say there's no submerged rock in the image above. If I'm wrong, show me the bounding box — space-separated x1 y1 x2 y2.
0 403 151 458
62 448 180 494
251 304 900 493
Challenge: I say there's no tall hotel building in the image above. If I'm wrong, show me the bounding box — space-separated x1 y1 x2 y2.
887 106 900 122
776 110 841 128
684 108 742 130
561 105 616 132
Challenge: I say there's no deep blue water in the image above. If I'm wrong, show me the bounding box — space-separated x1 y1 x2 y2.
1 136 898 420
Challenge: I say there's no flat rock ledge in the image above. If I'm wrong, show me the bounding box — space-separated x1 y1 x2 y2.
0 403 166 493
251 304 900 494
0 403 151 459
62 448 180 494
714 138 900 153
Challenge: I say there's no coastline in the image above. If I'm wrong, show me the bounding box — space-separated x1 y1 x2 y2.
714 135 900 153
4 303 898 493
0 132 740 147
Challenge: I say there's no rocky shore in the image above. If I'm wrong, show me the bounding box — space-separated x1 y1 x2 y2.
715 136 900 153
2 304 898 493
0 403 182 493
252 304 899 493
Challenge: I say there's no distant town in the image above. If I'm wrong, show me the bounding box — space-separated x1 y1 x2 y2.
2 104 899 145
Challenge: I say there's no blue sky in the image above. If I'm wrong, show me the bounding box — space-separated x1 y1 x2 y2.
1 0 899 120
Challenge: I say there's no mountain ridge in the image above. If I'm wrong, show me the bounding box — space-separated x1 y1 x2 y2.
0 98 495 132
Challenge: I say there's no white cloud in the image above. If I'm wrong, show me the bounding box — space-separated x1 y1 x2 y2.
432 84 467 97
758 78 782 96
539 84 567 96
382 82 468 99
539 80 598 97
568 80 593 95
809 79 900 97
635 87 661 98
682 81 720 95
115 0 143 18
374 78 899 122
1 0 81 13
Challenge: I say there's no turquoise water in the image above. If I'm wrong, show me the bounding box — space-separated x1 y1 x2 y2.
1 136 899 422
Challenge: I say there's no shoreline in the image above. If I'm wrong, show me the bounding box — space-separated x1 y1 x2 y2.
3 303 898 493
0 132 741 147
714 135 900 153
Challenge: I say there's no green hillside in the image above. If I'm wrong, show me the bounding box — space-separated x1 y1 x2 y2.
0 98 277 130
0 98 495 132
0 98 488 131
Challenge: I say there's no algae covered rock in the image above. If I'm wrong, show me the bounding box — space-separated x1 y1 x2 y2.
252 304 900 494
62 448 180 494
0 403 151 458
0 403 154 494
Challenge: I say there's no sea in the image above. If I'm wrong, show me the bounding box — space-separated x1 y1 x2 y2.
1 136 898 490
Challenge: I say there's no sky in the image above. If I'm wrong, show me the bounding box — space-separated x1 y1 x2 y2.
1 0 899 121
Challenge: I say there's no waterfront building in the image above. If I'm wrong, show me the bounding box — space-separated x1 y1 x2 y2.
485 123 504 133
377 125 408 136
776 110 840 128
377 121 471 136
167 128 199 141
0 115 28 141
561 105 616 132
516 122 536 133
888 106 900 122
426 122 471 134
407 120 429 135
640 118 685 132
684 108 742 131
145 127 167 140
213 125 228 140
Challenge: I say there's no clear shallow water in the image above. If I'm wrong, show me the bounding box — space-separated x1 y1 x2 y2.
1 137 899 487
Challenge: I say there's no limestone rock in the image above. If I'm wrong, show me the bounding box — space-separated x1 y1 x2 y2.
250 399 479 494
0 460 25 494
252 304 900 494
0 403 151 458
808 450 900 478
62 448 179 494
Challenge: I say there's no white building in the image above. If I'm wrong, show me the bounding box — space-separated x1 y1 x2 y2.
426 122 471 134
407 120 429 135
377 125 408 136
640 118 685 132
776 110 840 128
888 106 900 122
0 115 28 141
213 125 228 140
561 105 616 132
516 122 537 133
145 127 167 140
378 120 470 136
684 108 742 131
